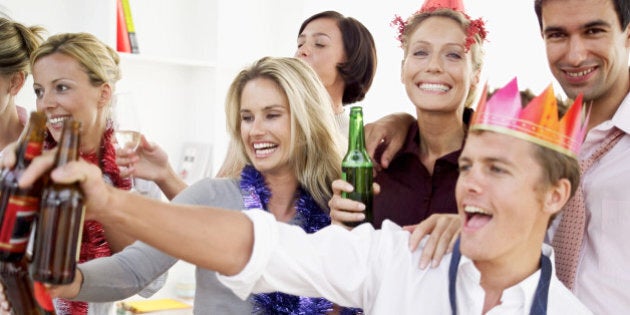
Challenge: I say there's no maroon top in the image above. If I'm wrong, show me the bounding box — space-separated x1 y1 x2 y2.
371 108 472 228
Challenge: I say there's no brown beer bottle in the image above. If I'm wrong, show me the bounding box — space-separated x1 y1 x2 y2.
0 258 56 314
0 112 47 261
31 119 85 284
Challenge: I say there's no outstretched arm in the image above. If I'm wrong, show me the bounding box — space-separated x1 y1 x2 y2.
6 150 253 276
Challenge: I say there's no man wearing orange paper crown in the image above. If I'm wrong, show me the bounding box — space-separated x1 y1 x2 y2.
0 77 591 314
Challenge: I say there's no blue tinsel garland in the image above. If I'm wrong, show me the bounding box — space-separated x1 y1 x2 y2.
240 165 362 315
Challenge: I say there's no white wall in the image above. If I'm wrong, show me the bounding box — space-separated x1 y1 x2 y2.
299 0 557 123
2 0 557 175
0 0 562 305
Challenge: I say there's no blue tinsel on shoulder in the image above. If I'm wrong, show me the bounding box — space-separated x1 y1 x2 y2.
240 165 362 314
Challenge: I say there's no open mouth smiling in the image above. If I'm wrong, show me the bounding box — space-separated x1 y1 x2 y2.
464 205 493 229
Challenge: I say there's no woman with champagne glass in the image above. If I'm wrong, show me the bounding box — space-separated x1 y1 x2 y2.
30 32 161 315
46 56 359 314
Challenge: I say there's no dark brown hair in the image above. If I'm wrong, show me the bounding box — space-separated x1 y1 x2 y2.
534 0 630 30
298 11 377 105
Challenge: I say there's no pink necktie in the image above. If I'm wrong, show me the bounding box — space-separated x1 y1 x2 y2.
553 128 624 290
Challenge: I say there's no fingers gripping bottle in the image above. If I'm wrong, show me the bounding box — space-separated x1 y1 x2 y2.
341 107 373 227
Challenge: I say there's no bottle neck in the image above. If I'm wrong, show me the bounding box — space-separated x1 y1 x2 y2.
347 113 366 152
14 114 46 169
54 122 81 167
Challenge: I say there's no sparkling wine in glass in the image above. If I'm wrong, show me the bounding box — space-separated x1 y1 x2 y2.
113 91 142 191
114 130 141 152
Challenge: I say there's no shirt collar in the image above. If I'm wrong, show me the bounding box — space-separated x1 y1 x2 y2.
611 91 630 134
457 243 554 313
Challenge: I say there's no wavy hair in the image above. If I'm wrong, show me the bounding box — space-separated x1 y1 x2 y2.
225 57 343 209
31 32 121 91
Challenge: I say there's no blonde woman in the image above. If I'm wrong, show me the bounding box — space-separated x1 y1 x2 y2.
30 32 159 314
46 57 353 314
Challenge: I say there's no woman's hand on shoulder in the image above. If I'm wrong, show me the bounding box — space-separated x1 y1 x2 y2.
404 213 460 269
364 112 415 171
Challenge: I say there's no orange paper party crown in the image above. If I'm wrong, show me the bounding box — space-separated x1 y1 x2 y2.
470 78 588 158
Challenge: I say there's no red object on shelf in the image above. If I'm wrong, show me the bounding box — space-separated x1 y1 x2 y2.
116 0 131 53
121 0 140 53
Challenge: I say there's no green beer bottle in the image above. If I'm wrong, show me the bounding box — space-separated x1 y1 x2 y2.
341 106 373 227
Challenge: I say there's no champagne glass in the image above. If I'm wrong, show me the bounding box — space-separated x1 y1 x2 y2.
112 91 142 191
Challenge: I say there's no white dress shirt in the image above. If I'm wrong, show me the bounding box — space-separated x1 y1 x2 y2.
220 210 591 314
557 91 630 314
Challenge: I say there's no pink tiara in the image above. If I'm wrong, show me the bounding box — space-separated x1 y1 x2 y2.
470 78 588 158
390 0 487 51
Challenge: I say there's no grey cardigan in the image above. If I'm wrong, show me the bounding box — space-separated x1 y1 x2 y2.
76 178 253 314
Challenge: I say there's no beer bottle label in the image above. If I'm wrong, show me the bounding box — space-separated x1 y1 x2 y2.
24 141 43 161
0 195 38 252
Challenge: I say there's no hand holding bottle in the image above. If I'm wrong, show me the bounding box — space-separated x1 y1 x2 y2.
328 179 380 229
46 269 83 299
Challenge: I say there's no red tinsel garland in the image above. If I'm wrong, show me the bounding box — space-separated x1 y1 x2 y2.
390 6 488 52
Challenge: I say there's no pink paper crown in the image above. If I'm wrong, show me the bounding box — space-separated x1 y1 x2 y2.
470 78 588 158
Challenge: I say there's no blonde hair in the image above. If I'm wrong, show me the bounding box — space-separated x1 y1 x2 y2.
400 9 485 108
31 32 121 91
225 57 343 209
0 17 45 76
